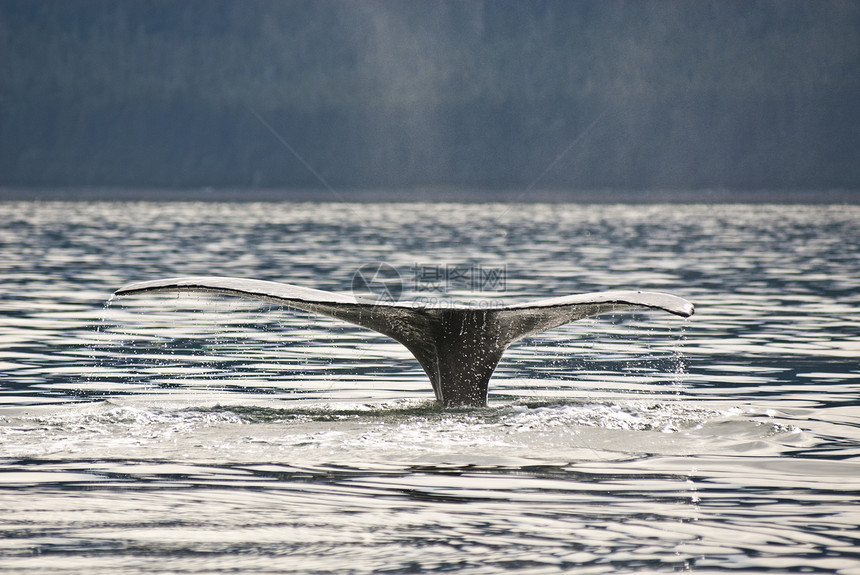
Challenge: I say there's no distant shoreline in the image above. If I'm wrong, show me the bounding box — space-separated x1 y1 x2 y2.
1 188 857 204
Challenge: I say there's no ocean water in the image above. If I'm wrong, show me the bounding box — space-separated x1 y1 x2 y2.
1 200 858 574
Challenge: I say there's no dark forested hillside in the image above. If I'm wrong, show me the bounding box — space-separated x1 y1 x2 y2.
1 0 858 192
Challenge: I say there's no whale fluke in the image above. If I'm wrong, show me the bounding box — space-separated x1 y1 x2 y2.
114 276 694 407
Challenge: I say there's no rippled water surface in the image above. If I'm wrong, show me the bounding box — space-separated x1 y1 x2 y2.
1 200 859 573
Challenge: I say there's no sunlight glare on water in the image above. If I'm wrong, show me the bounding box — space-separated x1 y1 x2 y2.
1 200 859 574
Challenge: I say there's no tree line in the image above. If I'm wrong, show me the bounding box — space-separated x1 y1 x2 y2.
1 0 858 192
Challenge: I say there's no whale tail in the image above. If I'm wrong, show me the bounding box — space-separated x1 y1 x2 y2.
114 277 694 407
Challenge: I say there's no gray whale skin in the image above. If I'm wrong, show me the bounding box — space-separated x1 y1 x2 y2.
115 277 694 407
